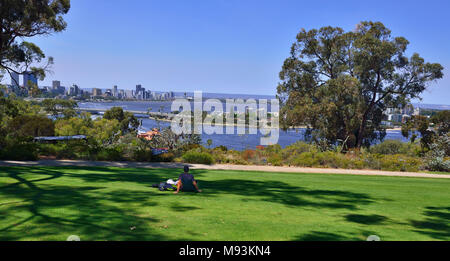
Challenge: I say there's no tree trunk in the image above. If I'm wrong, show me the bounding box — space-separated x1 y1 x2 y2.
356 113 368 149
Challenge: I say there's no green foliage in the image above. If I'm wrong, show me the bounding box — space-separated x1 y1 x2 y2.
0 142 38 160
424 135 450 172
95 147 124 162
7 114 55 138
213 145 228 152
132 149 153 162
55 117 120 145
207 139 213 148
0 0 70 81
182 150 215 165
402 115 434 150
42 99 78 117
402 111 450 152
278 21 443 148
267 153 283 166
202 140 428 171
38 140 89 160
370 140 420 156
431 110 450 136
153 152 175 163
103 107 139 134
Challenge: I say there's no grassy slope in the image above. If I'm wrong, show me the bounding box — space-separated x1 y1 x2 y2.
0 166 448 241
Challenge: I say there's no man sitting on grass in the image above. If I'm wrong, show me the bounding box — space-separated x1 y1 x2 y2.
174 165 202 194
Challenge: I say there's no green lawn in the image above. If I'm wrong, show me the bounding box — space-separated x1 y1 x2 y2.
0 166 449 241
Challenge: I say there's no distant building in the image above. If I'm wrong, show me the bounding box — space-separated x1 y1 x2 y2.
119 89 125 99
136 84 142 94
56 86 66 95
383 104 419 125
11 72 20 87
52 80 61 90
67 85 80 96
104 89 113 97
413 107 421 116
113 85 118 97
92 88 102 97
125 90 133 99
23 71 38 88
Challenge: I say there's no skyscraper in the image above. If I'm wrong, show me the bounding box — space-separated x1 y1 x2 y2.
113 85 118 97
52 80 61 90
136 84 142 93
92 88 102 97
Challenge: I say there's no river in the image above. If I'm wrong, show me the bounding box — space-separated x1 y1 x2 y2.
78 100 410 151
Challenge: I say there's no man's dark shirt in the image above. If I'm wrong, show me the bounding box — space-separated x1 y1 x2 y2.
179 172 195 182
178 172 196 191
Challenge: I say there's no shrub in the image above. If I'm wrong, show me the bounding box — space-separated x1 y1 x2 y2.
213 145 228 152
291 152 318 167
264 144 282 155
96 147 124 161
0 143 38 161
370 140 404 155
370 140 420 156
153 152 175 162
180 143 202 153
242 149 256 161
267 153 283 166
7 115 55 139
284 141 318 155
379 155 422 172
426 156 450 172
362 153 384 170
228 158 249 165
37 143 79 159
38 143 59 157
182 151 215 165
132 149 153 162
424 136 450 172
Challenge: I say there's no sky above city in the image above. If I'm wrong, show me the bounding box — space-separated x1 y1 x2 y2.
7 0 450 104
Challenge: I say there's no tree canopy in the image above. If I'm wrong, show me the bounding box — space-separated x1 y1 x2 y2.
0 0 70 83
277 21 443 148
103 107 140 135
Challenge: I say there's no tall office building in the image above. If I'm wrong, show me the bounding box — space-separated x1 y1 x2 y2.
92 88 102 97
113 85 118 97
125 90 133 99
52 80 61 90
136 84 142 93
11 72 20 87
73 85 80 96
23 71 38 88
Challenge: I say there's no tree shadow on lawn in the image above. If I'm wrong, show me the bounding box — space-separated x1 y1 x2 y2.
0 167 189 241
294 231 360 241
43 166 180 185
345 214 389 225
45 167 377 210
0 166 386 240
198 177 376 210
410 206 450 240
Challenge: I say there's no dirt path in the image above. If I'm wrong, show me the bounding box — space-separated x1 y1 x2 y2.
1 160 448 179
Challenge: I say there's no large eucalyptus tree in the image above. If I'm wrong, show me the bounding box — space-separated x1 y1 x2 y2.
278 21 443 148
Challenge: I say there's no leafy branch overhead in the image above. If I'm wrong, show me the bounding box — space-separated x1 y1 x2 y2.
0 0 70 83
278 21 444 148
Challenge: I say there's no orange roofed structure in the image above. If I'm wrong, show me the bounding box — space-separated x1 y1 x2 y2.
137 128 160 141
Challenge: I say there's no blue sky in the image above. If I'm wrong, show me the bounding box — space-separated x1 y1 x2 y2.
13 0 450 104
